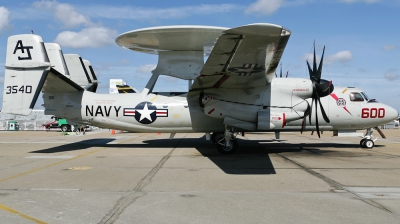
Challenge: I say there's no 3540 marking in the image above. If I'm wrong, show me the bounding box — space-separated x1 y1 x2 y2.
5 85 32 94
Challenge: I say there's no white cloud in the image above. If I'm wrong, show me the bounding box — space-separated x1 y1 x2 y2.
384 69 399 81
0 7 10 31
302 50 353 65
326 51 353 64
340 0 380 3
302 53 321 63
84 4 239 20
382 45 397 51
54 27 118 48
32 0 56 10
33 1 91 27
245 0 284 15
136 64 156 74
54 3 91 27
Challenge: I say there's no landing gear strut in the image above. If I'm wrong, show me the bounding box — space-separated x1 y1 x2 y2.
360 128 376 149
213 126 238 154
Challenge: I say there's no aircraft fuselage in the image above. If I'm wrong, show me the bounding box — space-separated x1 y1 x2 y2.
43 78 398 133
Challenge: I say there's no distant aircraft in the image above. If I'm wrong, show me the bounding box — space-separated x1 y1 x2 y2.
109 79 138 94
2 23 398 154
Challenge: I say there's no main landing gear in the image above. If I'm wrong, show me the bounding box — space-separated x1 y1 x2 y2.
212 126 238 154
360 128 376 149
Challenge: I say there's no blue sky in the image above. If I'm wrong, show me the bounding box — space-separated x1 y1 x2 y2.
0 0 399 112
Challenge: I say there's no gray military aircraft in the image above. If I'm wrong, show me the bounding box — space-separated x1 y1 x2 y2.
2 23 398 154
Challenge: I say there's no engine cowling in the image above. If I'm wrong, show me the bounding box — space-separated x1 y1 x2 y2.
257 111 303 131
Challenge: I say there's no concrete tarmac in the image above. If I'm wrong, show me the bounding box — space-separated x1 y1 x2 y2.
0 129 399 223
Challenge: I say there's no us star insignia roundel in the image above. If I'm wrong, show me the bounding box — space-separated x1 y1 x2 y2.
123 102 168 124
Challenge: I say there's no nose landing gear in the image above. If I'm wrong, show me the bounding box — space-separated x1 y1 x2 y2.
360 127 386 149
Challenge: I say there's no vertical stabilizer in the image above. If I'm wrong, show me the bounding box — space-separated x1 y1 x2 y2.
44 43 70 76
2 34 51 115
82 59 99 92
64 54 92 87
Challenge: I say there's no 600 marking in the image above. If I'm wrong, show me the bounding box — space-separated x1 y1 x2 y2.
5 85 32 94
361 108 385 118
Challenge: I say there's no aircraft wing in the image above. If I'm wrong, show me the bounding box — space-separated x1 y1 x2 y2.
190 23 291 91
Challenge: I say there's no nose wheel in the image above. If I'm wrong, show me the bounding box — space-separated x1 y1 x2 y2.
360 139 374 149
360 128 377 149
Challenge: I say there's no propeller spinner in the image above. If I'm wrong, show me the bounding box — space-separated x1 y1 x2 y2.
301 45 334 137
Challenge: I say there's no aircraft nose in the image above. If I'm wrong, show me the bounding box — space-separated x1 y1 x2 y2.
385 105 399 122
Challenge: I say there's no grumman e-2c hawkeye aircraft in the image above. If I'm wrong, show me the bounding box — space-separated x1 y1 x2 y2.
2 23 398 154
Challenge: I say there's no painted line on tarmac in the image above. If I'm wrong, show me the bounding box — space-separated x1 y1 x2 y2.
0 203 47 224
100 134 187 224
0 133 149 184
25 156 76 159
0 142 70 144
0 134 150 224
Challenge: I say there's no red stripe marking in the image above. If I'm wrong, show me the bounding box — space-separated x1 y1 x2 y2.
282 113 286 128
208 108 215 114
330 93 339 101
343 107 352 115
156 112 167 115
213 75 230 88
124 111 135 114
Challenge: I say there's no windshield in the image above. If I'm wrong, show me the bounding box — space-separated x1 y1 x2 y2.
360 92 370 101
349 92 364 101
360 92 378 102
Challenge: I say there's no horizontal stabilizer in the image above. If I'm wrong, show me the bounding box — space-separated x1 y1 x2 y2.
42 68 84 93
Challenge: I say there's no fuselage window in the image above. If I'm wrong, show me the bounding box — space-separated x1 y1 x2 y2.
349 92 364 101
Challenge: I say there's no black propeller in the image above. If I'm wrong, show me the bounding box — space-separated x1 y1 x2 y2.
275 63 289 78
300 45 334 138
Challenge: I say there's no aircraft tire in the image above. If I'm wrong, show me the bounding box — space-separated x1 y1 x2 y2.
360 139 366 147
363 139 374 149
217 139 238 154
211 133 224 144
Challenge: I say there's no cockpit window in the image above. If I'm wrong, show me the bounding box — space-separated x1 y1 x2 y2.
360 92 369 101
349 92 364 101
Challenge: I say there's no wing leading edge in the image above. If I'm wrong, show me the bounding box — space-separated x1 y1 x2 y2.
190 23 291 91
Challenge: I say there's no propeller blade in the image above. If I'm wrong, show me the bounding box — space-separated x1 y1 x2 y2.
307 61 313 80
286 70 289 78
301 118 306 134
280 64 282 78
313 46 317 80
315 97 321 138
275 72 277 78
316 46 325 83
309 85 316 125
316 95 330 123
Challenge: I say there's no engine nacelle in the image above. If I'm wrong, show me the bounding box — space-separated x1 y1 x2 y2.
257 111 302 130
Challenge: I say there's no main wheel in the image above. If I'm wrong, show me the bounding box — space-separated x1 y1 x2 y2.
363 139 374 149
211 133 224 144
217 139 238 154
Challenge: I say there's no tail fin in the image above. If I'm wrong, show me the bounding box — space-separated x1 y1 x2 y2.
82 59 99 92
2 34 51 115
44 43 70 77
64 54 93 88
44 44 98 92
